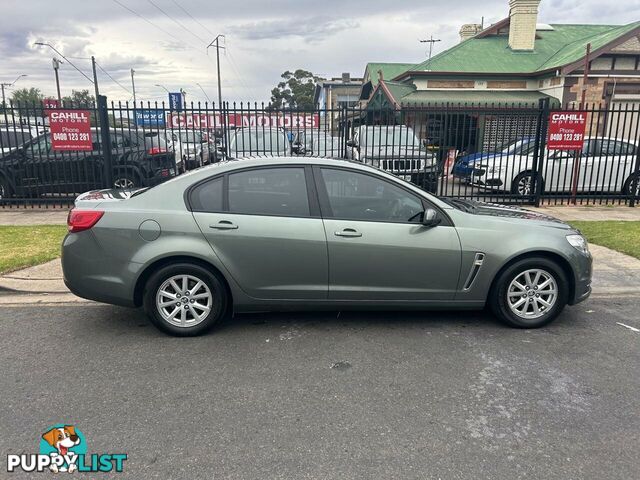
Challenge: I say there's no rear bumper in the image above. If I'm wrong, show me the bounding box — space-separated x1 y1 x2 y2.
62 231 138 307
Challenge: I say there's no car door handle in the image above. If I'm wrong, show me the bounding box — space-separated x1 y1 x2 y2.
210 220 238 230
334 228 362 238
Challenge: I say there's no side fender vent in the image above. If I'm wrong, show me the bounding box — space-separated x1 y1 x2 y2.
463 253 485 291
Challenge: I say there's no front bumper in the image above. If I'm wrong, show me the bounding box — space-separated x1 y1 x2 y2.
569 252 593 305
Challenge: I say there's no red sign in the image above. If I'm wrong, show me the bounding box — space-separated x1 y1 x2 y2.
167 112 320 130
47 110 93 151
547 111 587 150
43 98 59 109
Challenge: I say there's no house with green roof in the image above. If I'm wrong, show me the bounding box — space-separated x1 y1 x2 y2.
364 0 640 109
358 0 640 150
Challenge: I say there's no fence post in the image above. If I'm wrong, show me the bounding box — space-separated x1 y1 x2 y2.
532 97 550 207
97 95 113 188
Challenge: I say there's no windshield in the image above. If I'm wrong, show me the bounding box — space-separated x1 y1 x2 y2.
493 138 532 154
0 130 32 148
360 127 422 148
176 131 203 144
229 129 287 153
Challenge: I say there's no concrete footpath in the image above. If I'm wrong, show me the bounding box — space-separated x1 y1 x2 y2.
0 204 639 225
1 244 638 305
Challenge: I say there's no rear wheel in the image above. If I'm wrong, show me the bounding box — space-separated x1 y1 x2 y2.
489 257 569 328
143 263 228 336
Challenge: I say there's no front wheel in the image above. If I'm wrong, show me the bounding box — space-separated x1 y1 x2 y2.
489 257 569 328
623 173 640 197
143 263 228 336
511 171 539 196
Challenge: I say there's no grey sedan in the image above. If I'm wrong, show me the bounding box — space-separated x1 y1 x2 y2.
62 157 592 336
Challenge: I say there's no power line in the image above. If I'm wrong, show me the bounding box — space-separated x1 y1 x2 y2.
146 0 208 45
95 61 133 96
111 0 200 53
170 0 215 37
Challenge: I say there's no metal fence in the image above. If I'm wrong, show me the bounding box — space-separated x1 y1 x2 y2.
1 96 639 208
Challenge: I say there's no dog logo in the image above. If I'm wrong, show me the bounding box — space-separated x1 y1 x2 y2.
6 424 126 473
40 425 82 473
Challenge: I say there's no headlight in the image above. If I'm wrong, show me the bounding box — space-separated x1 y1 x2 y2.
566 234 589 255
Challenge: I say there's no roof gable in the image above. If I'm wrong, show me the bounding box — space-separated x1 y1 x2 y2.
402 22 640 77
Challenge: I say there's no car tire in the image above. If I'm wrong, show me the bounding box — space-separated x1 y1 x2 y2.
511 171 543 197
143 263 228 336
113 173 139 189
622 173 640 197
489 257 569 328
0 176 12 200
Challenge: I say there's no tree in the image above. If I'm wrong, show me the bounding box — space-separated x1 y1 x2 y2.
62 89 96 108
270 69 323 109
10 88 44 116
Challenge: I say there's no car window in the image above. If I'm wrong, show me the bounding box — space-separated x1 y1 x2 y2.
0 130 32 148
112 134 131 149
599 139 636 156
190 177 223 212
228 167 310 217
320 168 424 222
581 139 600 157
26 135 51 154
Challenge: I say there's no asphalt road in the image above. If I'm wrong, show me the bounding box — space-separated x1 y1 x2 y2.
1 296 639 479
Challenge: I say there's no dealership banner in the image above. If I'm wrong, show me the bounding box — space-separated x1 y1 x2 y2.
166 112 320 129
47 110 93 151
134 109 166 127
547 111 587 150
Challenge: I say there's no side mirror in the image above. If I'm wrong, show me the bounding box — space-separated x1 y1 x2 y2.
422 208 441 228
346 139 357 148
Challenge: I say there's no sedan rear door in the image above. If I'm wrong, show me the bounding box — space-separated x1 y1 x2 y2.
191 165 328 300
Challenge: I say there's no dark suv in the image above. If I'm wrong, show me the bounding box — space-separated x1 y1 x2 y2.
0 128 177 199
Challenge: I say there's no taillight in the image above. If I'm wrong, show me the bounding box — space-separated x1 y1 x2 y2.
67 209 104 233
148 147 167 155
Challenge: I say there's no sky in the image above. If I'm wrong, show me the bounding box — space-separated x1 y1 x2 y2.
1 0 639 105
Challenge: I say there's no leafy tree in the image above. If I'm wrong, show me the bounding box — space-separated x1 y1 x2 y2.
270 69 323 109
62 89 96 108
9 88 45 117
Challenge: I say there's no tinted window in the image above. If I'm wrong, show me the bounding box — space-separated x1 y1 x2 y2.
599 139 636 156
191 177 223 212
0 130 32 148
320 168 423 222
228 168 309 217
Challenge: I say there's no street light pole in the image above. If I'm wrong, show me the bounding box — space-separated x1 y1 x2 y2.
207 35 225 107
0 74 26 107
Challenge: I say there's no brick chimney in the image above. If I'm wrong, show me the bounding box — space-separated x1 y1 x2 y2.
508 0 540 51
459 24 483 42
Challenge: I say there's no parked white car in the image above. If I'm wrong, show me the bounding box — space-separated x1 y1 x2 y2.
293 131 343 158
166 130 212 170
471 137 640 197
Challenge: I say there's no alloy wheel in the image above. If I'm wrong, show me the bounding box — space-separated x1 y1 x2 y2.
155 274 213 328
516 175 532 196
507 269 557 320
113 177 135 189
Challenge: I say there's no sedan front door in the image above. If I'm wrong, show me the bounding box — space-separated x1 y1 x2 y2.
191 166 328 300
315 166 461 301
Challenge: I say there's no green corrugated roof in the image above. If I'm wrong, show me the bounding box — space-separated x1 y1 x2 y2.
399 90 558 106
410 22 640 75
384 81 416 101
365 63 416 86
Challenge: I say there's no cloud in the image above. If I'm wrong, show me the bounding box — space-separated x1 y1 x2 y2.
232 16 358 42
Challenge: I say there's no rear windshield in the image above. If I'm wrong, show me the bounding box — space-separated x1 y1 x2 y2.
0 130 32 149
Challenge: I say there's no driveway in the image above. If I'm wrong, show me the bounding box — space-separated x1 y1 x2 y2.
1 246 639 479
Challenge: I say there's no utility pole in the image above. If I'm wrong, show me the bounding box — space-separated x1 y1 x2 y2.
52 58 62 102
419 35 442 62
207 35 225 107
131 69 137 105
91 56 100 106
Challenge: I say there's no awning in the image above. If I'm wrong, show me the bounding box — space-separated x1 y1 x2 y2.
398 90 559 107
